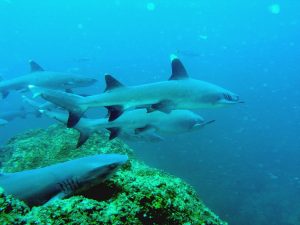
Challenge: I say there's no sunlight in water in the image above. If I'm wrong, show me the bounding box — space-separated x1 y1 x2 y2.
269 3 281 14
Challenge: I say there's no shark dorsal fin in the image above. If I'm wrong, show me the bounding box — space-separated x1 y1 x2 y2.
169 54 189 80
29 60 44 72
104 74 124 92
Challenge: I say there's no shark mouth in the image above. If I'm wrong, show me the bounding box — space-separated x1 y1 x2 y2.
222 93 244 104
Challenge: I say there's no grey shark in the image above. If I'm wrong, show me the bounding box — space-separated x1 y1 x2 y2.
0 60 97 98
40 108 213 148
0 106 38 121
22 95 58 111
41 109 164 145
29 55 241 127
0 154 128 207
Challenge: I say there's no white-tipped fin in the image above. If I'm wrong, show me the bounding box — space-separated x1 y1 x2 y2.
169 54 189 80
28 85 42 98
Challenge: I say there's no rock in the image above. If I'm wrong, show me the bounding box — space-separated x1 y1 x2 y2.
0 124 227 224
0 187 29 224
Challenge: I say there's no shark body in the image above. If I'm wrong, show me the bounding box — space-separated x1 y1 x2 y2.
29 55 241 127
0 61 97 98
0 154 128 206
41 109 164 146
40 108 213 147
0 107 39 121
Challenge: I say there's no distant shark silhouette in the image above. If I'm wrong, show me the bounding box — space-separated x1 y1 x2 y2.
29 55 242 127
0 60 97 98
0 106 39 121
0 154 128 207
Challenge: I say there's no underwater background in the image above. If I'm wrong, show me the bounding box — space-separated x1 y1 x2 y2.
0 1 299 224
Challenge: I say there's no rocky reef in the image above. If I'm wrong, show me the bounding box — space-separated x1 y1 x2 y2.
0 124 227 224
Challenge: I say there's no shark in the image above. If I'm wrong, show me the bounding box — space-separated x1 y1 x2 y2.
0 119 8 126
28 55 242 127
40 109 164 145
0 154 128 207
0 60 97 98
22 95 58 111
39 108 214 148
0 106 39 121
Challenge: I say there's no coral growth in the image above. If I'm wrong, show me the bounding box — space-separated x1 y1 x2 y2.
0 125 227 224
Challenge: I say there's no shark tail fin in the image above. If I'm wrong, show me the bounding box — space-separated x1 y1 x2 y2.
67 111 85 128
76 131 90 148
28 85 87 128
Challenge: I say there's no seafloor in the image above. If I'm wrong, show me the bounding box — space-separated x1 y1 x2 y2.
0 124 227 224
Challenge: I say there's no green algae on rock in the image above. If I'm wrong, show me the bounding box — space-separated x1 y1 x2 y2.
0 187 29 224
0 125 227 224
0 124 133 172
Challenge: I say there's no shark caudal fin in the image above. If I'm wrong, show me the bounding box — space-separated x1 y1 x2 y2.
104 74 126 121
76 131 91 148
29 60 44 72
169 54 189 80
28 85 87 127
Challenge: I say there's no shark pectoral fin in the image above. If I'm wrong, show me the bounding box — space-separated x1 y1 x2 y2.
194 119 216 129
203 119 216 126
148 100 174 114
29 60 44 72
104 74 125 92
107 127 121 140
169 55 189 80
44 192 66 206
76 131 90 148
67 110 84 128
105 105 124 121
134 125 155 135
1 90 9 99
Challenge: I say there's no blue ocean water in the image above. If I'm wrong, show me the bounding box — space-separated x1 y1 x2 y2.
0 1 299 224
